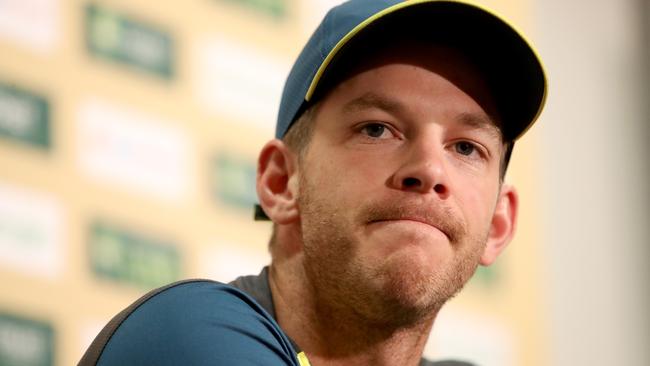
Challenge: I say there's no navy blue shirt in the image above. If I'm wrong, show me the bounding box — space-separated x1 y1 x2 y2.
80 280 302 366
79 269 474 366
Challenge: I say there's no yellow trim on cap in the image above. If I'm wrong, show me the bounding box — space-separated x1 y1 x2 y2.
304 0 548 140
457 1 549 137
304 0 426 101
455 0 548 138
297 351 312 366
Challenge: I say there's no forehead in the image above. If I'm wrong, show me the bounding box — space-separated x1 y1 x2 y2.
314 41 501 130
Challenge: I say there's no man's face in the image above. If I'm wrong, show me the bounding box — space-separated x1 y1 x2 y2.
296 44 506 325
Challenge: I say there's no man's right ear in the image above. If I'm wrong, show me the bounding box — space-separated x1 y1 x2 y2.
256 139 300 224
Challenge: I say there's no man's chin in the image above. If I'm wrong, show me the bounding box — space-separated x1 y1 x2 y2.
372 255 449 322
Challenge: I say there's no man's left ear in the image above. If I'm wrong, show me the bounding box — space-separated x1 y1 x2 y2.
480 184 518 266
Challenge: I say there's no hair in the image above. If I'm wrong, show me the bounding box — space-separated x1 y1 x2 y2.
282 104 318 158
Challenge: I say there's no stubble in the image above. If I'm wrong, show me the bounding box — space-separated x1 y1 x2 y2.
297 169 488 329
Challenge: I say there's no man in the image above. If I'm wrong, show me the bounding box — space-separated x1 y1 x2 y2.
80 1 546 365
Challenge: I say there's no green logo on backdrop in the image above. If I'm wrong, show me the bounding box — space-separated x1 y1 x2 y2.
0 313 54 366
218 0 287 20
0 84 50 149
213 153 257 210
85 4 174 78
89 222 181 290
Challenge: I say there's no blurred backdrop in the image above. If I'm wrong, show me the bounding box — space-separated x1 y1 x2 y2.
0 0 647 365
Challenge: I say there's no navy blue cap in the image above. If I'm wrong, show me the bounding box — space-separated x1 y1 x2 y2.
275 0 547 142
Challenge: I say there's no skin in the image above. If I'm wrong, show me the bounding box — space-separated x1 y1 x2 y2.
256 44 518 366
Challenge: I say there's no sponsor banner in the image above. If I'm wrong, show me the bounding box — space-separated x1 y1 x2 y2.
88 221 182 290
212 152 257 209
0 312 54 366
77 98 192 202
0 183 64 279
0 83 50 149
85 4 174 78
0 0 59 52
425 309 514 366
217 0 287 20
194 38 289 131
199 243 270 282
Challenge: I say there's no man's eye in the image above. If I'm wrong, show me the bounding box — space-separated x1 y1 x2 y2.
361 123 389 138
455 141 477 156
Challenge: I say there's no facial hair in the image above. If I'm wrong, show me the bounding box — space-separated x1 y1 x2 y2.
298 169 488 328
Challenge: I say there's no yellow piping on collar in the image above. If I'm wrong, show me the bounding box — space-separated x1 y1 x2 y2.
297 351 312 366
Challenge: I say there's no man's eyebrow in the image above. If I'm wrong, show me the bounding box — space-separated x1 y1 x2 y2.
341 92 404 115
457 112 503 142
341 93 503 140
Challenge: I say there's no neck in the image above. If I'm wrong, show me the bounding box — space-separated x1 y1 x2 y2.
269 256 437 366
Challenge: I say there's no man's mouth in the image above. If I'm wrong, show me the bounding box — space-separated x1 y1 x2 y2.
369 216 451 240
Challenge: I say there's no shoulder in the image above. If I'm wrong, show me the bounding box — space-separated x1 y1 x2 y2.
81 280 298 366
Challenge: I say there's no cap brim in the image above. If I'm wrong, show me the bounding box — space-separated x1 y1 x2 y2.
306 0 547 142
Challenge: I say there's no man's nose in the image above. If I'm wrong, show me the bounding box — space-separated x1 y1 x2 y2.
389 139 450 198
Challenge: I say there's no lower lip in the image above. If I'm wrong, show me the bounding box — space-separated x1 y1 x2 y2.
370 219 446 236
366 220 450 252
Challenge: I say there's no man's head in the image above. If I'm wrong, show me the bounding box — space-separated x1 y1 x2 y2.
256 0 546 324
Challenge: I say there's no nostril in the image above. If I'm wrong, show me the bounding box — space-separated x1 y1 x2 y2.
403 177 420 187
434 184 446 195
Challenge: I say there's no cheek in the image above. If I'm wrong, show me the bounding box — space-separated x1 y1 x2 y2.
341 148 397 184
301 155 356 207
320 150 390 194
456 180 499 230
